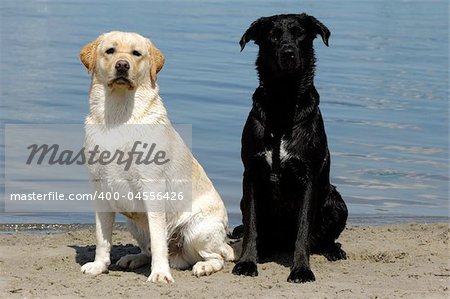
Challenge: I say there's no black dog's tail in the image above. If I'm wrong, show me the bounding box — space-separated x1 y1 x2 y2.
228 224 244 239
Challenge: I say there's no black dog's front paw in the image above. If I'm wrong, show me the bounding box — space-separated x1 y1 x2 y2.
323 243 347 261
287 267 315 283
232 261 258 277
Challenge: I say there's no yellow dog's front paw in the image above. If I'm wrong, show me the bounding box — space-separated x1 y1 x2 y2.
81 261 108 275
148 269 174 283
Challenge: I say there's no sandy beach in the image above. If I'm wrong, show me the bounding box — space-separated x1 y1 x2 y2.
0 222 448 299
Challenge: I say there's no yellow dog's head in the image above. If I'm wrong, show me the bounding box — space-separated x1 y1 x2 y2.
80 31 164 90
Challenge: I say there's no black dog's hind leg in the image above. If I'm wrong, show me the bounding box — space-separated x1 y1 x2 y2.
288 181 316 283
312 185 348 261
232 171 259 276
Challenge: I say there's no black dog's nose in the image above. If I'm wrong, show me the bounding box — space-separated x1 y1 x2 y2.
284 49 295 59
115 60 130 72
282 47 296 59
278 44 300 71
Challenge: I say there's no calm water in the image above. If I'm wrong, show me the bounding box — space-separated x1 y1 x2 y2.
0 0 448 225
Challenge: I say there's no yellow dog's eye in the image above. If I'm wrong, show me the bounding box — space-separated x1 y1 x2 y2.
132 50 142 57
105 48 115 54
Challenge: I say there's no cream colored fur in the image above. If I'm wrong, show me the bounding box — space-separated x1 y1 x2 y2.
79 31 233 284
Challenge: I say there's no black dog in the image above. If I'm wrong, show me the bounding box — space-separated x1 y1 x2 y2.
232 13 348 283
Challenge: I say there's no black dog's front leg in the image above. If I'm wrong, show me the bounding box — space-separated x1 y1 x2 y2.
232 173 258 276
288 181 316 283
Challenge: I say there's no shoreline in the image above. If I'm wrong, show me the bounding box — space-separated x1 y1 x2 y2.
0 215 448 234
0 222 449 298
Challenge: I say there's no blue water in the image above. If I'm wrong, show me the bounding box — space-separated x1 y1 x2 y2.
0 0 448 225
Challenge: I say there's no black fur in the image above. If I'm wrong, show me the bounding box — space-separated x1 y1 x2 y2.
232 14 348 283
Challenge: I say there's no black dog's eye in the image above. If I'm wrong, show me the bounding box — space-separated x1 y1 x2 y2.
291 27 305 39
132 50 142 57
105 48 115 54
270 29 283 41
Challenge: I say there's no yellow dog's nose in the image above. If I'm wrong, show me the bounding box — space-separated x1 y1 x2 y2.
115 60 130 73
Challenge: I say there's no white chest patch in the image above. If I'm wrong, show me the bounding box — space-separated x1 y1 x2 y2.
262 140 291 167
264 150 273 166
280 140 290 160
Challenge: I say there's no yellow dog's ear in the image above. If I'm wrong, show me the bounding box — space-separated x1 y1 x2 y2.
147 39 165 85
80 35 103 74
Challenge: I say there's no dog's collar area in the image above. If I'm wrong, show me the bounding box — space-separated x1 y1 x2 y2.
296 105 319 126
256 83 320 121
257 81 318 99
295 86 320 124
256 85 320 145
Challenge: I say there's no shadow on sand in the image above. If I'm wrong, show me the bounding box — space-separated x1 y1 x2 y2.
68 244 151 276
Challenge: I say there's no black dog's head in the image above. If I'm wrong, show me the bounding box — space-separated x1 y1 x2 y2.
240 14 330 78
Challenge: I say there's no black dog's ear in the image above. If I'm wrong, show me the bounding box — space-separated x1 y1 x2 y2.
302 14 331 46
239 17 267 51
